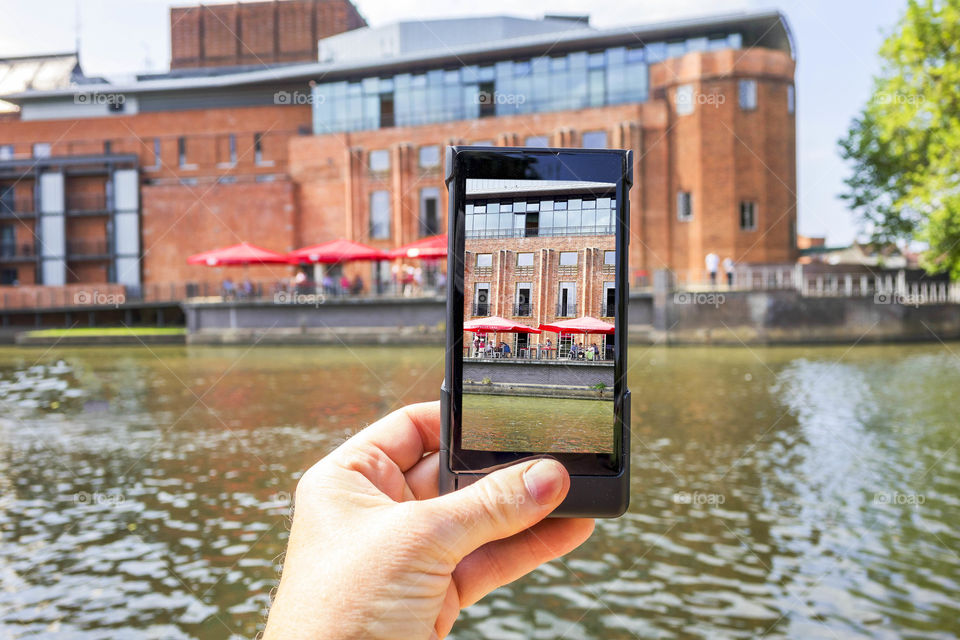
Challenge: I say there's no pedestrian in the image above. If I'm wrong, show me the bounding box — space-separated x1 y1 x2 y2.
222 277 235 299
722 257 734 287
473 335 480 357
705 252 719 286
351 274 364 295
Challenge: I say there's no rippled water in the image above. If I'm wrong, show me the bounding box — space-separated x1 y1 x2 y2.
0 343 958 639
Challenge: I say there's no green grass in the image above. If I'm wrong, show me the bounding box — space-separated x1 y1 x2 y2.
25 327 186 338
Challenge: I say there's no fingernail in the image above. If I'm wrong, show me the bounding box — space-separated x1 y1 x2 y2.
523 460 565 505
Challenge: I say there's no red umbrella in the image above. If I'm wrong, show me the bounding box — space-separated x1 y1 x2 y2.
187 242 288 266
288 238 387 264
464 316 541 333
388 234 447 259
538 316 615 335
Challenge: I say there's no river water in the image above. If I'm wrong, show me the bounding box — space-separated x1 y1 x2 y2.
0 343 957 639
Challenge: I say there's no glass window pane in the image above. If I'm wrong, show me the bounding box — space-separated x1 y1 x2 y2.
552 210 567 231
582 208 596 231
566 209 581 231
554 200 567 210
582 199 596 209
526 201 539 212
559 251 578 265
539 200 553 211
568 198 581 210
487 202 499 214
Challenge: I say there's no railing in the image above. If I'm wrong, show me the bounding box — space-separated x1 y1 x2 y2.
556 303 577 317
0 243 36 260
66 239 111 257
513 303 531 317
66 193 109 213
0 196 35 216
472 302 490 316
601 302 615 317
672 264 960 305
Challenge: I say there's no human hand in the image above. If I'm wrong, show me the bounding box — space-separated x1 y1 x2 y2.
263 401 594 639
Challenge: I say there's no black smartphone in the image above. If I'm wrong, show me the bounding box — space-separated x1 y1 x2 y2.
440 146 631 518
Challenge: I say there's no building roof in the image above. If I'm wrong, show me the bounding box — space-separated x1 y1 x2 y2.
0 52 86 112
318 15 593 64
467 178 616 198
1 10 794 104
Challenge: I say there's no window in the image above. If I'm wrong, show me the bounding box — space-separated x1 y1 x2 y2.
476 253 493 268
33 143 51 158
478 80 496 118
739 79 757 110
369 149 390 172
740 201 757 231
559 251 578 266
582 130 608 148
787 84 795 115
474 283 490 316
229 134 237 164
370 190 391 239
419 187 440 236
515 283 531 316
0 268 16 285
677 190 692 221
675 84 694 115
418 145 440 168
517 252 534 267
525 135 548 147
150 138 161 170
177 137 187 167
0 145 12 160
254 133 265 165
604 250 616 265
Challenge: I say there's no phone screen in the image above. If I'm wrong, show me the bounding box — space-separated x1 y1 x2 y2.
459 175 618 455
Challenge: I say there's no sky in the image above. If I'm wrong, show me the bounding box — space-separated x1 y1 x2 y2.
0 0 909 245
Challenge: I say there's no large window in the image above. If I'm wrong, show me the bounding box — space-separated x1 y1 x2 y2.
582 130 608 148
419 145 440 168
311 32 745 133
517 252 534 267
370 190 391 239
419 188 440 236
369 149 390 172
0 145 13 160
465 194 616 239
559 251 578 266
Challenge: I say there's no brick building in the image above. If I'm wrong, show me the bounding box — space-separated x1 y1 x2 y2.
0 6 797 302
464 179 617 355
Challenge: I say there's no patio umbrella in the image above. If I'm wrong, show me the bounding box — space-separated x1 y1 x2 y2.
186 242 288 266
464 316 541 333
537 316 615 335
387 234 447 259
287 238 387 264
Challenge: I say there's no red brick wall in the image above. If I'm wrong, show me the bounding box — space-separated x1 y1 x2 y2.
141 180 297 287
289 47 797 279
170 0 366 69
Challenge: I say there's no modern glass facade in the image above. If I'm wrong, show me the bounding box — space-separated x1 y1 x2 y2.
312 32 743 133
465 195 617 239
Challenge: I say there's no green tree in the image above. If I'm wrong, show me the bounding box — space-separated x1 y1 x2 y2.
839 0 960 276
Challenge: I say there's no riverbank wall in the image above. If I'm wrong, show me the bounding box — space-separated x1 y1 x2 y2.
6 280 960 346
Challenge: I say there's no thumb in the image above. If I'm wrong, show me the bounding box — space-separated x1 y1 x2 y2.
424 459 570 561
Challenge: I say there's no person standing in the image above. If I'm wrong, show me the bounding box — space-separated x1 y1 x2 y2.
722 257 734 287
705 252 719 286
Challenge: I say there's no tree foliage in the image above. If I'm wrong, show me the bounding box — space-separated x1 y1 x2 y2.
839 0 960 276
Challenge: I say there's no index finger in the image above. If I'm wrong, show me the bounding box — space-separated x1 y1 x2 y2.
339 401 442 472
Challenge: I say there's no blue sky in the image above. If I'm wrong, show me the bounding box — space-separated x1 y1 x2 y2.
0 0 908 245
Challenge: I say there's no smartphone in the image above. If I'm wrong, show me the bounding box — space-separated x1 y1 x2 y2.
440 146 631 518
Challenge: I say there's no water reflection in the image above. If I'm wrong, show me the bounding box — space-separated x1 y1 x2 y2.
0 344 958 638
